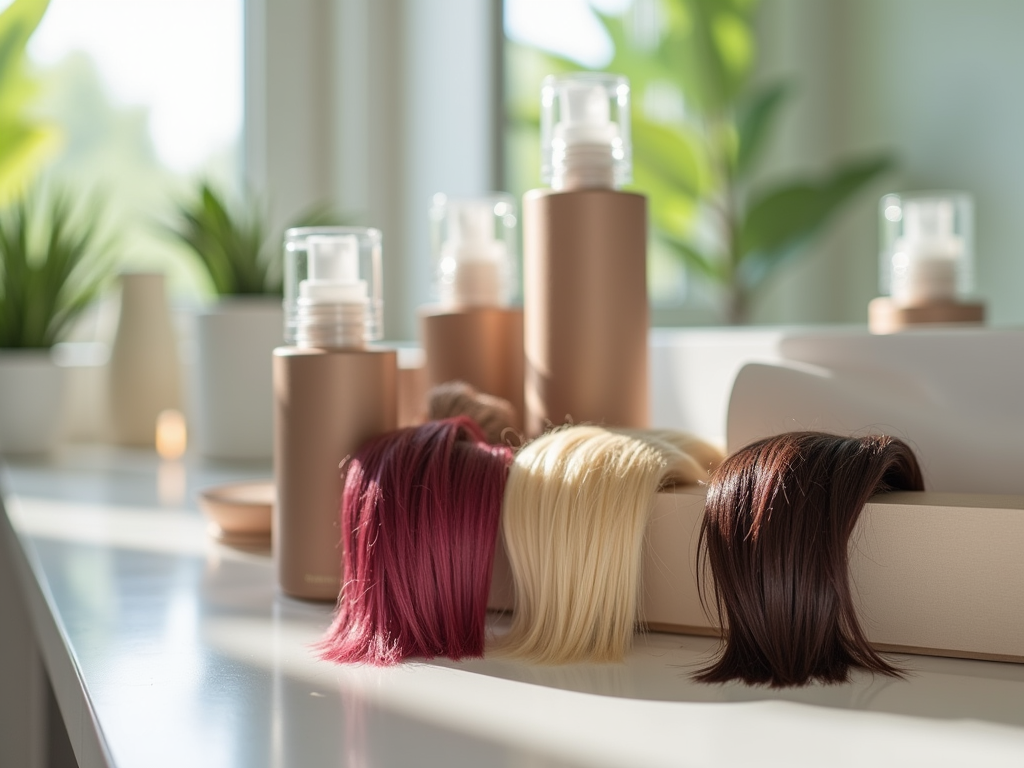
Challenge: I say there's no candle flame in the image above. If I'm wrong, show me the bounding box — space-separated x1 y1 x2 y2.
156 409 187 460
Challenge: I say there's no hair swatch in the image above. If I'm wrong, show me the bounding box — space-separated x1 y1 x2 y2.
319 416 513 666
696 431 924 688
428 380 518 445
495 426 723 664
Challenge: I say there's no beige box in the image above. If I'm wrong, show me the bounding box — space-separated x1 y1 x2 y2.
491 487 1024 663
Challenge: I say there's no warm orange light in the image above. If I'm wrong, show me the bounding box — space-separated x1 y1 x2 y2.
155 409 187 459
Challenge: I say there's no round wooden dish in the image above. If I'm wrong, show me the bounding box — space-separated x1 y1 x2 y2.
198 480 274 545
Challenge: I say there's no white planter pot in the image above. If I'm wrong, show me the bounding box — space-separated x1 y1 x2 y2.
0 349 66 454
193 297 282 460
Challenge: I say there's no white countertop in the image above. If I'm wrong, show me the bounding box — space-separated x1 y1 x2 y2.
3 447 1024 768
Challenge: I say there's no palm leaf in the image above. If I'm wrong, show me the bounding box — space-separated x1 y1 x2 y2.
164 183 271 296
163 184 354 297
0 187 115 348
735 81 789 175
0 0 57 204
659 233 723 283
632 117 707 198
737 154 895 290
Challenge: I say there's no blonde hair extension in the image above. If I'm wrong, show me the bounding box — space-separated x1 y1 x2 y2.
615 428 724 481
494 426 722 664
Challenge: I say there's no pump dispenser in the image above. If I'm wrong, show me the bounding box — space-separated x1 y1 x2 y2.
869 192 984 333
273 227 396 600
419 193 524 431
523 73 648 435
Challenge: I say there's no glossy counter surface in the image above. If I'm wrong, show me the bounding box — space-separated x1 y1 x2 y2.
2 448 1024 767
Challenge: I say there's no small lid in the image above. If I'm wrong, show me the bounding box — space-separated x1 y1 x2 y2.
430 193 517 307
879 192 974 306
540 72 632 191
300 234 368 303
283 227 384 347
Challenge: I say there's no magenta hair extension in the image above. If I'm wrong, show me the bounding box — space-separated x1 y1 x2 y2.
319 416 513 666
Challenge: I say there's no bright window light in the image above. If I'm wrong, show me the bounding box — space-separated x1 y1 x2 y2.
505 0 631 68
28 0 242 174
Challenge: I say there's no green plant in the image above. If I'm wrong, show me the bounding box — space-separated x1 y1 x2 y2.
0 0 61 205
166 182 350 296
509 0 894 323
166 182 271 295
0 189 114 348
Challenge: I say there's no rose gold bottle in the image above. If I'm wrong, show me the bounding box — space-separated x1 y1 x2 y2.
273 227 397 600
523 73 648 436
419 194 524 431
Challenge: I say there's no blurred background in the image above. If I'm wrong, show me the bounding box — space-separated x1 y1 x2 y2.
22 0 242 296
3 0 1023 338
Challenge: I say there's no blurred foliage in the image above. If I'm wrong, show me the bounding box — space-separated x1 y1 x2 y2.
165 183 270 295
164 182 350 296
0 0 116 348
507 0 894 323
35 52 232 299
0 187 115 347
0 0 61 205
1 0 248 309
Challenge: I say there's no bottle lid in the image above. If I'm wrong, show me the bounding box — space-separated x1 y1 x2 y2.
879 192 974 306
283 227 383 347
430 193 517 307
540 73 632 191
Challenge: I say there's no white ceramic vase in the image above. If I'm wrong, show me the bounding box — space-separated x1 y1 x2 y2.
107 273 182 447
0 349 65 454
192 297 282 460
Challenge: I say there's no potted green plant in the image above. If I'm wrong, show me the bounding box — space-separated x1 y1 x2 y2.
166 183 346 460
162 183 279 460
0 190 112 453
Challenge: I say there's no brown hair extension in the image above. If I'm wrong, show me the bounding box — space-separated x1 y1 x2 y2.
696 431 924 688
428 380 518 445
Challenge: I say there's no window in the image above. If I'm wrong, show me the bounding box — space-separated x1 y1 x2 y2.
27 0 243 297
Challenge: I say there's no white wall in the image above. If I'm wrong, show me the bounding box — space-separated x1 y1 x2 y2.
753 0 1024 327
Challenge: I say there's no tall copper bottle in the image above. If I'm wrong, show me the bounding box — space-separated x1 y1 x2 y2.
522 188 648 436
273 347 397 600
419 307 524 431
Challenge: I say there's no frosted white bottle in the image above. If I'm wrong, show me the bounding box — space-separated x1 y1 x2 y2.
419 194 523 430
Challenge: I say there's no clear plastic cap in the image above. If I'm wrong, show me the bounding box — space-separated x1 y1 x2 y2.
430 193 517 307
283 227 383 347
541 72 632 191
879 192 974 306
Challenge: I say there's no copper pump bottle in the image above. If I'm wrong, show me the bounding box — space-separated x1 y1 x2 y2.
273 227 397 601
523 73 648 436
419 194 524 430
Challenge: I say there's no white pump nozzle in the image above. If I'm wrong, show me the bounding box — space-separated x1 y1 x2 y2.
440 201 506 307
902 199 960 255
450 203 494 248
308 235 358 283
541 73 631 191
432 195 516 308
283 227 384 348
559 84 614 144
300 235 368 304
892 198 964 305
